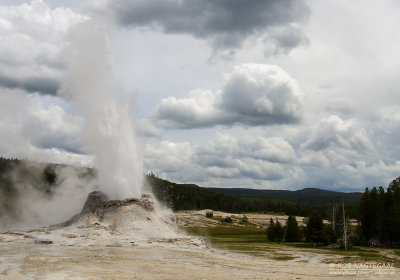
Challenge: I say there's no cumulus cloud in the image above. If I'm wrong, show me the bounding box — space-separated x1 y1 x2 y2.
220 64 303 125
0 89 88 165
145 141 192 173
143 116 399 191
367 105 400 164
196 132 298 180
20 103 84 154
263 24 309 56
152 63 303 129
136 119 161 138
144 141 200 182
152 89 221 129
204 158 290 181
143 131 300 186
95 0 309 55
198 132 297 164
0 0 86 95
289 115 400 190
303 115 373 155
324 97 354 116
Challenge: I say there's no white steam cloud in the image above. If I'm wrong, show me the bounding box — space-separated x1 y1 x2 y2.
60 19 144 199
0 162 96 230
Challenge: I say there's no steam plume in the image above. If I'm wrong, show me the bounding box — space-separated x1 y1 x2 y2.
60 19 144 199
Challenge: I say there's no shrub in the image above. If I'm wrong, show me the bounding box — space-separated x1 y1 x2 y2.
322 225 338 245
267 218 284 242
239 215 248 224
224 216 233 223
206 211 213 218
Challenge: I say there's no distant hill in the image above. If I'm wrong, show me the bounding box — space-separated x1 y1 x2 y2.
146 173 361 218
206 187 362 206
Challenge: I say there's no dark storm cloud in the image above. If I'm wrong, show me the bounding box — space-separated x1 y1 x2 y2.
108 0 310 51
0 74 59 95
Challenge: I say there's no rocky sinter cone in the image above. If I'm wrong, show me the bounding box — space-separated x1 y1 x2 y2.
57 191 180 240
52 191 156 229
81 191 154 213
1 191 206 248
81 191 110 213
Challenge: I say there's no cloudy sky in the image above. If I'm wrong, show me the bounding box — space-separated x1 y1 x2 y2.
1 0 399 192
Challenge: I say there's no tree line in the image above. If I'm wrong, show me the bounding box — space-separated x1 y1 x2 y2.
146 172 359 219
359 177 400 247
266 177 400 248
267 211 342 246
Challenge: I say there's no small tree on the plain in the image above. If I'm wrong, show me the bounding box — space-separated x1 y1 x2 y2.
285 215 300 242
267 218 284 242
266 218 275 240
240 215 248 224
305 211 324 243
224 216 233 223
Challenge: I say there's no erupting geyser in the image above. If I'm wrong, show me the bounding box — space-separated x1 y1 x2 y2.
0 16 186 244
60 19 144 199
48 18 187 244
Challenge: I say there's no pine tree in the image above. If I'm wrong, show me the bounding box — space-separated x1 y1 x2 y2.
285 215 300 242
305 210 323 243
266 218 284 242
359 177 400 247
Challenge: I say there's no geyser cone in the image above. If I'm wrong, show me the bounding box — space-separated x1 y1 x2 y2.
1 191 207 250
54 191 180 242
81 191 109 214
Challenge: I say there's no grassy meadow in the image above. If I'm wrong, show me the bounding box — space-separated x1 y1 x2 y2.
178 211 400 266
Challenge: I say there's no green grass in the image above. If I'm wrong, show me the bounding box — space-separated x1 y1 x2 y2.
184 224 387 262
395 250 400 256
186 224 265 236
186 225 276 256
284 243 383 261
190 226 269 245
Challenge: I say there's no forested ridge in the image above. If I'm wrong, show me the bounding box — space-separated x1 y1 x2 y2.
207 186 361 207
147 172 360 218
